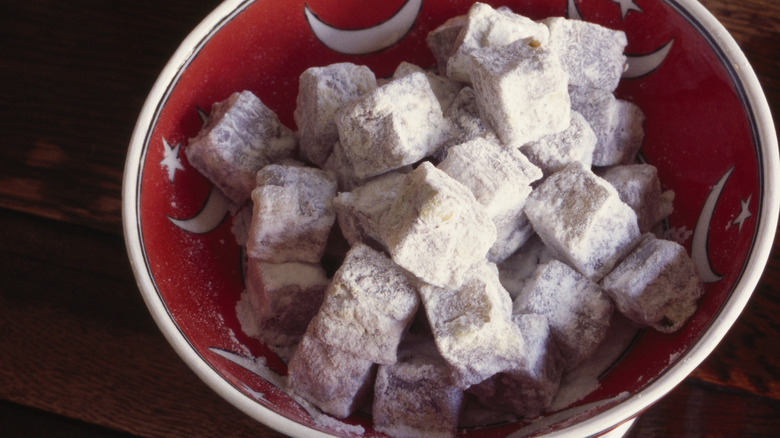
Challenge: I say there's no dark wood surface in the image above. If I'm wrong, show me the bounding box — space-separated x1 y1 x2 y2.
1 0 778 436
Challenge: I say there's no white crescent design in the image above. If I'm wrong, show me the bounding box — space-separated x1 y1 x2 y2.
169 187 230 234
566 0 584 20
304 0 423 55
691 166 733 283
623 40 674 78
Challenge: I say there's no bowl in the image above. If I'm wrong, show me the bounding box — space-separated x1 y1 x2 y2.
123 0 779 436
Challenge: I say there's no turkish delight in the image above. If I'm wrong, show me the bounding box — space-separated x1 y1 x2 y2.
601 233 705 333
393 61 463 112
469 38 570 147
541 17 627 92
570 86 645 166
380 162 497 289
514 259 614 370
446 2 549 84
286 334 376 418
246 164 337 263
308 243 420 364
419 262 524 388
373 337 464 438
599 164 675 233
294 62 377 167
468 313 564 418
520 110 597 177
524 162 641 280
426 14 467 76
335 72 448 179
185 90 297 205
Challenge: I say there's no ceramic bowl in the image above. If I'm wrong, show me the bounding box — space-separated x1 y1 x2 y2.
123 0 779 436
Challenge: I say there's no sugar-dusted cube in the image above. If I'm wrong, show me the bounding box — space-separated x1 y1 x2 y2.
437 136 542 218
541 17 627 92
185 90 297 205
468 313 564 418
294 63 377 167
420 262 524 388
244 259 329 348
380 162 497 289
287 334 376 418
373 337 464 438
601 233 705 333
309 243 420 364
336 72 448 179
514 259 614 370
333 171 407 250
570 86 645 167
437 136 542 262
426 14 467 75
469 38 570 147
440 87 496 153
446 2 549 84
393 61 463 113
246 164 337 263
520 110 597 177
497 235 555 300
524 162 641 280
599 164 675 233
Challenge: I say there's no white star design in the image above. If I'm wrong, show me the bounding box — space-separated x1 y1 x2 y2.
732 194 752 233
611 0 643 19
160 137 185 183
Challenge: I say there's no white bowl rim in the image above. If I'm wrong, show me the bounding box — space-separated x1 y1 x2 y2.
122 0 780 437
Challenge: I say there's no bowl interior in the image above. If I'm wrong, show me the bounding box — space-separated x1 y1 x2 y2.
124 0 776 436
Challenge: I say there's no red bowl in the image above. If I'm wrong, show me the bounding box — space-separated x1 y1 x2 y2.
123 0 779 436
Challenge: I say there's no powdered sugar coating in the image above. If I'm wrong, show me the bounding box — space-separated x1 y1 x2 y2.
309 243 420 364
420 262 525 388
185 90 297 205
524 162 641 281
601 233 705 333
381 162 497 289
514 259 614 370
599 164 675 233
520 110 597 177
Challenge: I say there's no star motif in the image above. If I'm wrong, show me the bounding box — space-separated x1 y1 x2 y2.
611 0 643 19
160 137 185 183
732 194 752 233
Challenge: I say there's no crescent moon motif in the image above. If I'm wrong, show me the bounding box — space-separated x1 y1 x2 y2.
169 187 230 234
623 39 674 79
691 166 733 283
566 0 584 20
304 0 423 55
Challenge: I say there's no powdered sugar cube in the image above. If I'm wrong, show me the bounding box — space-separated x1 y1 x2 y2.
524 162 641 280
497 235 555 299
541 17 627 92
244 259 329 356
447 2 550 83
336 72 448 179
294 63 377 167
246 164 337 263
309 243 420 364
468 313 564 418
185 90 297 205
570 86 645 166
420 262 524 388
601 233 705 333
380 162 497 289
599 164 675 233
333 171 407 250
520 110 597 177
426 14 467 75
393 61 463 112
514 259 614 370
469 38 570 147
373 337 464 438
287 334 376 418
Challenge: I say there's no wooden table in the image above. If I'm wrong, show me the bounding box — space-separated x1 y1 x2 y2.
1 0 778 436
